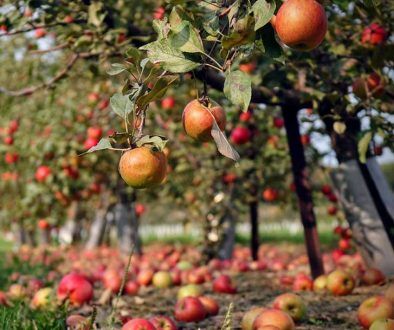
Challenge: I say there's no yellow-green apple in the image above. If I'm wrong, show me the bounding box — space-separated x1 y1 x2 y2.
313 275 328 293
153 271 173 289
241 307 266 330
369 318 394 330
273 293 306 322
31 287 54 309
177 284 202 300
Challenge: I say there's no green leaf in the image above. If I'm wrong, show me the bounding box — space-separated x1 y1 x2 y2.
358 131 372 163
136 135 168 151
169 6 193 31
170 21 204 53
223 70 252 112
125 47 142 63
140 39 200 73
136 76 178 107
110 93 133 119
107 63 127 76
222 15 256 49
153 18 169 39
85 138 112 154
88 2 106 27
252 0 276 31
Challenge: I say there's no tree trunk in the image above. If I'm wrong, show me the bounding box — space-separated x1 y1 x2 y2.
13 223 26 247
38 228 50 245
282 105 325 278
114 181 141 255
218 210 236 260
319 99 394 275
331 159 394 275
59 201 83 244
25 229 36 246
250 200 259 261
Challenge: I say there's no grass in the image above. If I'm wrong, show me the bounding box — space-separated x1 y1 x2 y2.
0 302 67 330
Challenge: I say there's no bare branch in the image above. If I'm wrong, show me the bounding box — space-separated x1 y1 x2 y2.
28 43 68 55
0 21 84 38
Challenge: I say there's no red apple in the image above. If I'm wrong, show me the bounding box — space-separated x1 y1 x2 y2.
327 205 337 216
212 274 237 294
149 316 177 330
239 61 257 74
292 274 313 292
326 269 355 296
135 203 146 217
338 238 351 251
102 269 122 293
262 188 278 202
122 318 156 330
174 297 207 322
240 111 252 122
362 268 386 286
231 126 251 145
57 273 93 306
124 281 139 296
161 96 176 110
8 120 19 134
153 7 165 20
34 28 46 38
137 269 154 286
35 165 51 182
273 117 284 129
87 127 102 139
300 134 310 146
198 296 219 316
84 137 99 150
4 136 13 145
361 23 388 46
357 295 394 329
5 152 19 164
321 184 332 195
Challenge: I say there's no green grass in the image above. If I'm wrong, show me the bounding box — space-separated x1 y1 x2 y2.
0 302 67 330
0 236 12 253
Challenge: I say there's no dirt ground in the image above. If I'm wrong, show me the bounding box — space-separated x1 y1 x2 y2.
82 271 388 330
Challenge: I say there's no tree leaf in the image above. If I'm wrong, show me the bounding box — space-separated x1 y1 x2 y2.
88 2 105 27
222 15 255 49
125 47 142 64
169 6 193 31
136 135 168 151
110 93 133 119
252 0 276 31
140 39 200 73
170 21 204 53
107 63 127 76
211 121 240 161
153 18 170 39
223 70 252 112
136 76 177 107
358 131 372 163
84 138 112 154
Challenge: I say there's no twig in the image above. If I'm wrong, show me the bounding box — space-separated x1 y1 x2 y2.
28 43 68 55
0 21 84 37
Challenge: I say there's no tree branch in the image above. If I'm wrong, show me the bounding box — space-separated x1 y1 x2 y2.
28 43 68 55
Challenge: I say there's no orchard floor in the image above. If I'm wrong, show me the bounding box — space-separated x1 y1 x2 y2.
92 272 387 330
0 242 390 329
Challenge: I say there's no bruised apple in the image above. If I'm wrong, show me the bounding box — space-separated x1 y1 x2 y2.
182 99 226 142
273 0 327 51
119 147 167 189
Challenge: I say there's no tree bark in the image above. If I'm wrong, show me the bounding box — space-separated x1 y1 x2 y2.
282 105 325 278
319 99 394 274
330 160 394 274
250 200 259 261
59 201 83 244
38 228 50 245
218 210 236 260
114 182 141 255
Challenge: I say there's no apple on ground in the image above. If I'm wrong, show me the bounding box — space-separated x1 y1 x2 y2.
273 293 306 322
174 297 207 322
369 318 394 330
149 315 177 330
326 269 355 296
198 296 219 316
253 308 295 330
361 268 385 286
357 295 394 329
242 307 266 330
313 275 328 293
212 274 237 294
152 271 173 289
122 318 156 330
177 284 202 300
66 315 89 330
31 287 54 309
57 273 93 306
